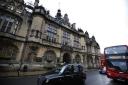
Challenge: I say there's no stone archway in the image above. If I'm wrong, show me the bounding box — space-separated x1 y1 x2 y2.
95 56 99 68
87 55 93 68
63 53 71 64
75 54 81 64
27 46 38 62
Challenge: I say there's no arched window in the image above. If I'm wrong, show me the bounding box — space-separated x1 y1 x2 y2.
0 40 18 60
0 14 20 34
43 50 56 63
63 53 71 64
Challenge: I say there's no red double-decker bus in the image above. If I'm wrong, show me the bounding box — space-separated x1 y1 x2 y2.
104 45 128 81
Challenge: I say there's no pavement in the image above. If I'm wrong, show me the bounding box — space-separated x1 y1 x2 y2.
0 75 38 85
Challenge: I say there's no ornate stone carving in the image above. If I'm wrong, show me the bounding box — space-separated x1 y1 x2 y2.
34 0 39 7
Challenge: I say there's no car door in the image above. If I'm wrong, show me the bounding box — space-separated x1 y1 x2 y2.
72 65 85 85
72 65 80 84
61 65 74 85
46 76 62 85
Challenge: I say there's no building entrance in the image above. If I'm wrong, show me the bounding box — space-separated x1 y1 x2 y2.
63 53 71 64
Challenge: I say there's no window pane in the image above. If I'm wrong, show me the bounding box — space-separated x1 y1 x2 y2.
1 20 8 32
108 60 127 72
0 18 2 27
6 22 13 33
12 21 19 34
105 45 127 54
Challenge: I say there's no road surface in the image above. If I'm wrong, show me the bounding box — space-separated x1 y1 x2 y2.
0 70 127 85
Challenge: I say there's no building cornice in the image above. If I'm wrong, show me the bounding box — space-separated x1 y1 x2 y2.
0 7 23 21
0 32 26 41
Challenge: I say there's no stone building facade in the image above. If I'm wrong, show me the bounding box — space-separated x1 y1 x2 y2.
0 0 100 76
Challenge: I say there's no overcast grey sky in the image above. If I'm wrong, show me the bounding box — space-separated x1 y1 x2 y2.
25 0 128 53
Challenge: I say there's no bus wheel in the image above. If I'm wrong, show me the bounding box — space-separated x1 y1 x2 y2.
125 80 128 83
113 79 118 82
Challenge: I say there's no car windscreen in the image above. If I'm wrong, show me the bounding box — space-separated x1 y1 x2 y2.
107 59 128 72
54 67 62 73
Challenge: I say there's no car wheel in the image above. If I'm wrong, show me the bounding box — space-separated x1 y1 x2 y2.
78 79 85 85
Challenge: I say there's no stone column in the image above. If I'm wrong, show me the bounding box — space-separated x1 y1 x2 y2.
83 54 88 69
92 56 96 68
16 43 25 62
59 51 63 64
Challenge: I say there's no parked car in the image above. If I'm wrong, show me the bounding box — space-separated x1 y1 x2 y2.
37 64 86 85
